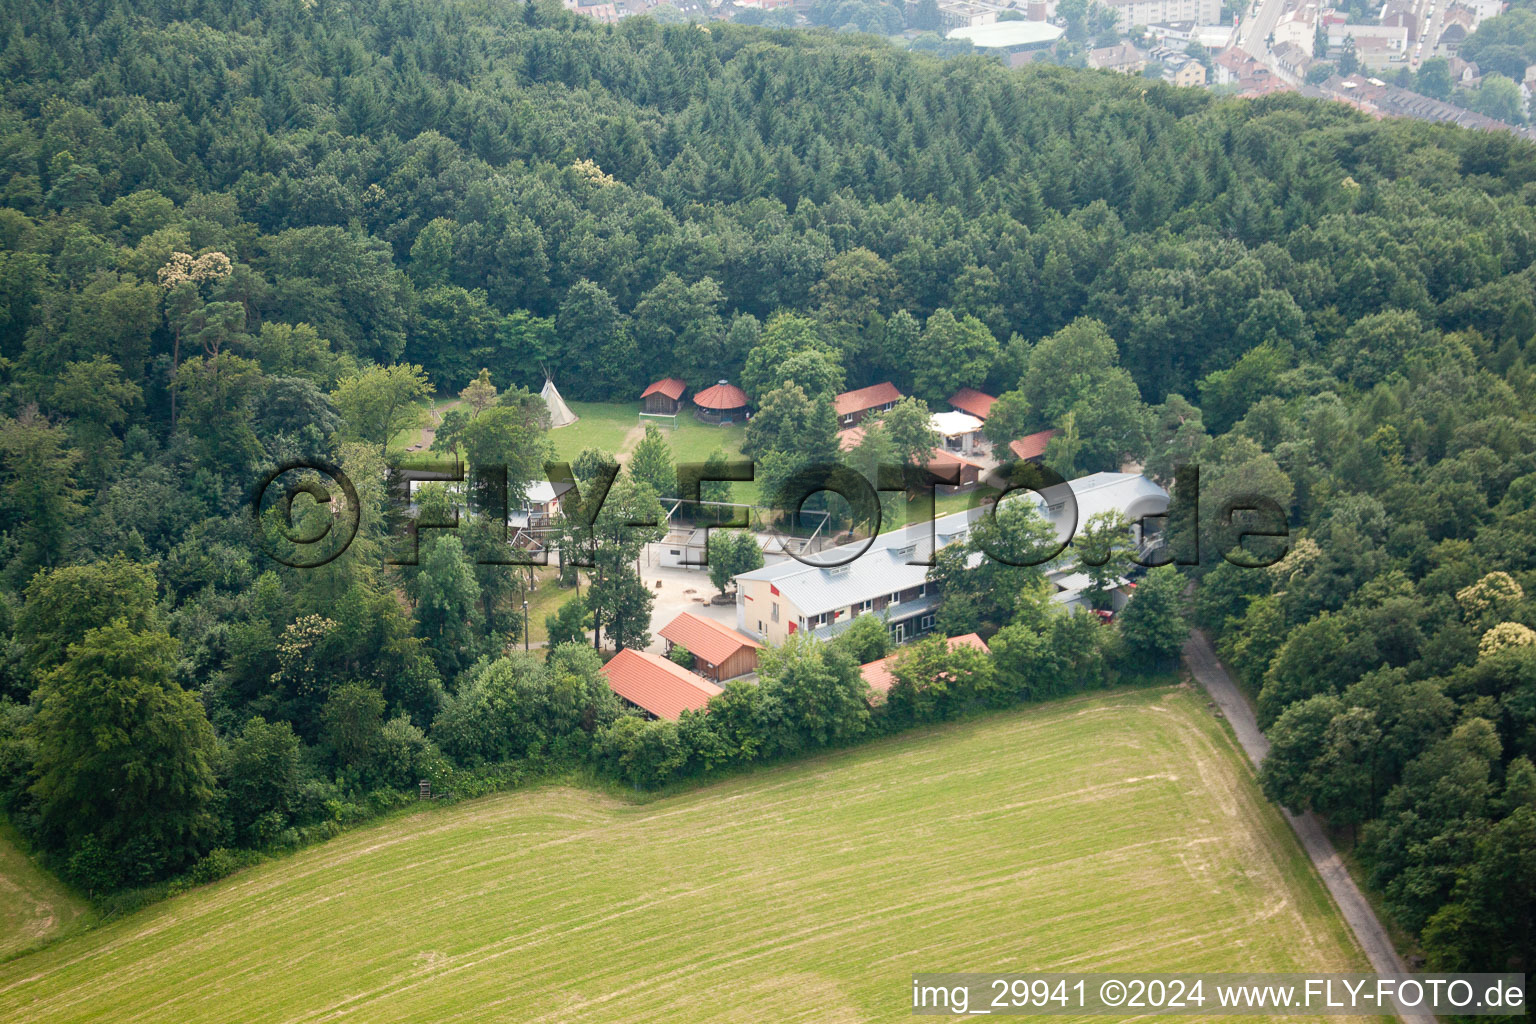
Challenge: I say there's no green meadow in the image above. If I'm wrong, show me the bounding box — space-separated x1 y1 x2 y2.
0 688 1369 1023
0 825 87 961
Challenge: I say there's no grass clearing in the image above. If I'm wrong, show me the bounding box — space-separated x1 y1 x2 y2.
548 402 641 462
523 567 578 647
550 402 760 505
0 687 1369 1023
0 825 88 962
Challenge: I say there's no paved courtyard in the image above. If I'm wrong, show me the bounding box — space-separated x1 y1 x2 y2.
637 544 744 655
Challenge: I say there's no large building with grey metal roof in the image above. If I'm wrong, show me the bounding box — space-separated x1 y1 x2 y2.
734 472 1169 646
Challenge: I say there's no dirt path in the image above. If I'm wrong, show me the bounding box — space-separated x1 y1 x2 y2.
405 398 465 452
614 422 646 460
0 829 86 959
1183 630 1436 1024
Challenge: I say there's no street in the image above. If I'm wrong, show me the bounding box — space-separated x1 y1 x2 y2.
1182 631 1439 1024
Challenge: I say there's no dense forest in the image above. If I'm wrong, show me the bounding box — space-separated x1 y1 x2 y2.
0 0 1532 973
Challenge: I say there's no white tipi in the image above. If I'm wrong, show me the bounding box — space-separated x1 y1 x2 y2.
540 377 578 428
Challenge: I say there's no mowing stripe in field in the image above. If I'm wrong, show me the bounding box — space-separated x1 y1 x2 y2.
0 687 1372 1023
0 825 88 962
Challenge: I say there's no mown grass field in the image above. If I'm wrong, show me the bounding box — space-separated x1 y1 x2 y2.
552 401 759 504
0 688 1368 1023
0 825 87 961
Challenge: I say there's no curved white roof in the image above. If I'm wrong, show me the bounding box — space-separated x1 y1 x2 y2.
735 472 1169 617
948 21 1065 49
930 410 985 436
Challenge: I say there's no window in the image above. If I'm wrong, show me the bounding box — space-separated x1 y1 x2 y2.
771 602 779 623
669 549 681 556
920 614 934 630
859 599 873 611
757 620 763 633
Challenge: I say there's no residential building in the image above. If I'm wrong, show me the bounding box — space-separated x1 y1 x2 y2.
1321 73 1536 140
1101 0 1221 30
563 0 621 23
1381 1 1420 44
658 611 762 682
1271 4 1320 53
734 472 1170 647
1328 24 1409 63
1088 43 1148 74
1270 41 1313 79
600 648 723 720
1145 19 1198 43
513 481 572 527
834 382 903 428
937 0 999 29
1007 428 1058 463
840 424 986 486
1460 0 1504 22
947 387 998 420
1216 47 1276 89
1448 56 1482 85
1439 4 1479 49
1163 54 1209 85
1146 20 1233 49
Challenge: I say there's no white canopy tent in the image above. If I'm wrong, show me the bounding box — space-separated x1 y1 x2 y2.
540 378 578 428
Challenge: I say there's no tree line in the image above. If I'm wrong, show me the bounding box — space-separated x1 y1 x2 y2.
0 0 1530 970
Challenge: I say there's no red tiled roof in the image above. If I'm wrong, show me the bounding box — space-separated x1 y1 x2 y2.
947 387 997 420
1008 429 1058 461
834 382 903 418
861 633 990 695
600 648 722 720
659 611 761 667
926 447 986 470
693 382 748 410
641 377 686 401
837 426 865 452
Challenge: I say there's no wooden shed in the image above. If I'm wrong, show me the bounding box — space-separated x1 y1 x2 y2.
600 647 722 720
640 377 687 415
658 611 762 683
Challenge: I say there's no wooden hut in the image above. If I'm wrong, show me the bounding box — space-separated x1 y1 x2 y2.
640 377 687 416
658 611 762 683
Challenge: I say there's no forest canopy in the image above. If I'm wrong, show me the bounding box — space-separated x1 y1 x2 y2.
0 0 1533 973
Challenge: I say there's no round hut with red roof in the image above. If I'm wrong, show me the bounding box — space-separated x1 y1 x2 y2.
692 379 749 425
